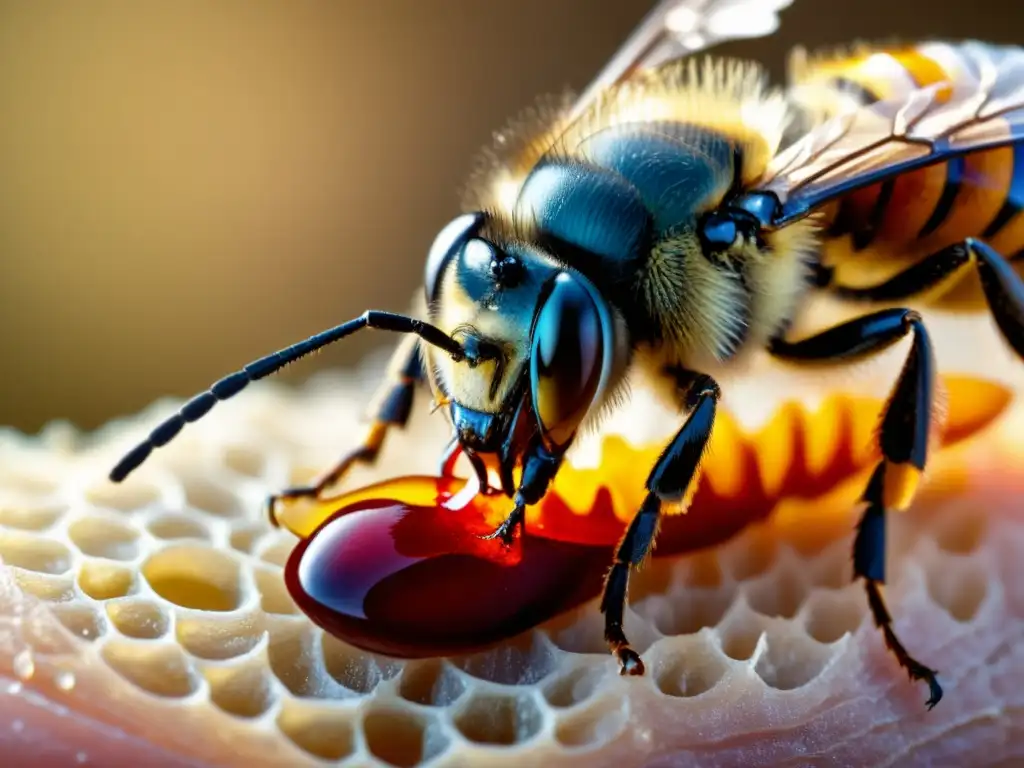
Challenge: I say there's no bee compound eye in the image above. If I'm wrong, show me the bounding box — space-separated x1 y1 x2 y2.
530 273 606 450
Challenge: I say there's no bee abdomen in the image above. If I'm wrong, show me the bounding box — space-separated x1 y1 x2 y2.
797 41 1024 260
823 142 1024 259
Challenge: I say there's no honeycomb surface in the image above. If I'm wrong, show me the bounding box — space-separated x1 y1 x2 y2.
2 351 1024 767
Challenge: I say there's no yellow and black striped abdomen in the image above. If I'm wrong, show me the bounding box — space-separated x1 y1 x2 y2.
790 42 1024 307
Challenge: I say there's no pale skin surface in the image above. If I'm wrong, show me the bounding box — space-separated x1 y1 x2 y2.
2 332 1024 766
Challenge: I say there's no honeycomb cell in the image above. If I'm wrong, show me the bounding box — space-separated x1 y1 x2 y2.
142 545 243 612
101 640 200 698
654 638 730 698
363 706 449 767
926 554 990 623
717 605 767 662
678 550 725 589
11 570 75 602
0 532 72 575
0 504 64 532
176 612 264 661
105 599 170 640
276 699 355 761
453 693 545 746
67 516 141 561
257 536 295 569
803 538 853 590
145 514 210 542
645 585 736 637
802 587 865 644
541 663 607 708
267 623 325 697
554 697 628 749
545 606 613 656
320 632 400 695
85 481 160 512
397 660 467 707
744 558 810 620
753 628 837 691
205 662 275 719
932 504 988 555
182 476 245 519
229 524 264 555
722 526 779 582
49 603 106 642
253 566 297 616
452 634 559 686
0 467 59 496
78 560 135 600
221 445 268 479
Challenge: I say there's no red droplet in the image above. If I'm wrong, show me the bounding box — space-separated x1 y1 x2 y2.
284 489 612 658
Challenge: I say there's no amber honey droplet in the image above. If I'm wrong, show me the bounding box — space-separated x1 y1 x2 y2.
284 478 612 658
282 382 1013 659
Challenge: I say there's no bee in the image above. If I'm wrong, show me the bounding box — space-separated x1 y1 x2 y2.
109 0 1024 710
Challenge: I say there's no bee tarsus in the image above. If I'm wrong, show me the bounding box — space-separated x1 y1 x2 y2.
770 308 939 706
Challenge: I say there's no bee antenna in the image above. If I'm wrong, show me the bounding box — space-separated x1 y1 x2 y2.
108 311 464 483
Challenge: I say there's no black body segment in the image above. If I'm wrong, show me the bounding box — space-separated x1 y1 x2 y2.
826 239 1024 364
600 372 720 675
768 309 941 708
858 464 943 709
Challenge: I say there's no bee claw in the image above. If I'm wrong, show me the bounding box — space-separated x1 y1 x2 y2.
478 527 517 547
616 647 645 676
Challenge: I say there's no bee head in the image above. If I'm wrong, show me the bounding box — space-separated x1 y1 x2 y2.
422 213 622 493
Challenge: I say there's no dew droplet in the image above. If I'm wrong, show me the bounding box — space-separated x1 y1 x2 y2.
11 718 24 733
55 670 76 691
6 680 23 695
75 751 88 764
13 650 35 681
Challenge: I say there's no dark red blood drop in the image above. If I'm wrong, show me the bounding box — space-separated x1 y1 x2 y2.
284 497 612 658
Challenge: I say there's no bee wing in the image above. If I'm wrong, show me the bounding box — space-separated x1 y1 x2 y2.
763 42 1024 225
568 0 795 121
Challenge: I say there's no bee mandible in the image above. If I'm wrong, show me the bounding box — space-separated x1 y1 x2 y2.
110 0 1024 710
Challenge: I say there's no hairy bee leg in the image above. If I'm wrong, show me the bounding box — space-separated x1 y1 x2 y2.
826 238 1024 359
857 464 944 709
266 337 424 520
769 308 942 709
601 373 720 676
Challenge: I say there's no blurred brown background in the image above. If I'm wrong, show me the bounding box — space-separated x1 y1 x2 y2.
1 0 1020 434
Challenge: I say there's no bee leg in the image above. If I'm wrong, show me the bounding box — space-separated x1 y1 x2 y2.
479 439 563 546
480 496 526 546
769 308 943 709
601 373 720 676
826 238 1024 360
266 336 424 521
